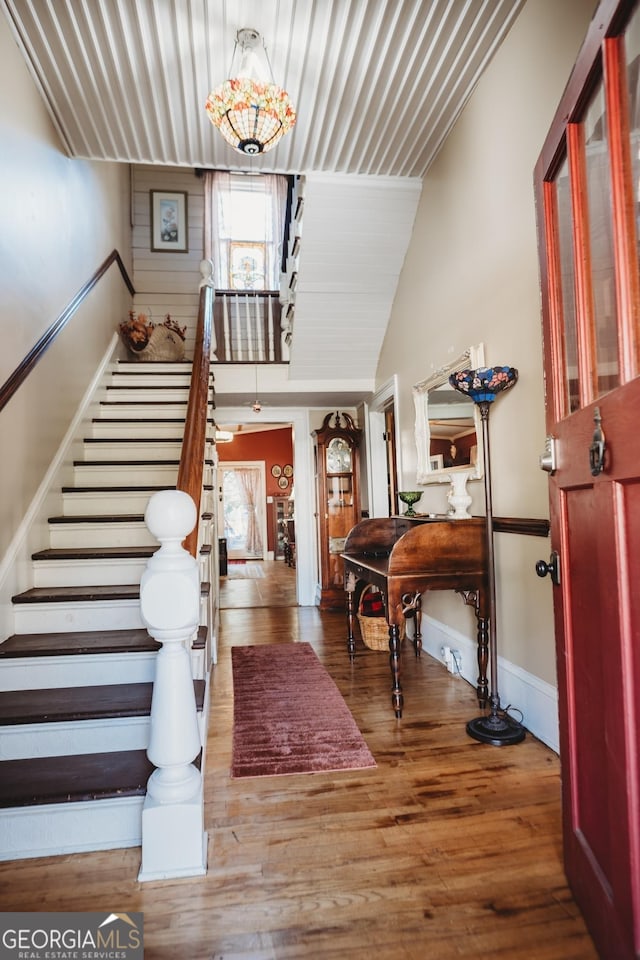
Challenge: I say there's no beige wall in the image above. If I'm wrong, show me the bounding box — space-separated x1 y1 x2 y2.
0 14 132 563
376 0 596 685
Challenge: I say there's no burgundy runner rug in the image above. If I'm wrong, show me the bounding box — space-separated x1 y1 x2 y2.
231 642 376 777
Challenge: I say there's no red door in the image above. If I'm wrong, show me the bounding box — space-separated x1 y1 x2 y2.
535 3 640 957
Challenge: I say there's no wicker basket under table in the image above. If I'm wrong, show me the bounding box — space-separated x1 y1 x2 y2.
357 583 406 651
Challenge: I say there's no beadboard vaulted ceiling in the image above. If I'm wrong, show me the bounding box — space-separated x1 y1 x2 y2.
2 0 526 393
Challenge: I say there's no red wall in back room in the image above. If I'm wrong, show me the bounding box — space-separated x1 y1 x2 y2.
217 426 294 552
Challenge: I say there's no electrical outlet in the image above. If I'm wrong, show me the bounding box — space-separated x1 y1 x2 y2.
441 645 451 669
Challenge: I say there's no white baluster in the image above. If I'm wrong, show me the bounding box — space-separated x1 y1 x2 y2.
137 489 207 881
223 294 231 362
267 294 275 361
244 293 253 362
256 294 265 362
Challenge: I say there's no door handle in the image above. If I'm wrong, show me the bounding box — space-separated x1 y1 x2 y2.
535 551 560 586
539 436 557 474
589 407 606 476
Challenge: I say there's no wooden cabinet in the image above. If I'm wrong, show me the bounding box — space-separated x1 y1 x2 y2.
272 496 293 560
312 412 361 609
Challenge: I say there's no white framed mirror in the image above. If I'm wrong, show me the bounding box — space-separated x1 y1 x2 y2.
413 344 485 484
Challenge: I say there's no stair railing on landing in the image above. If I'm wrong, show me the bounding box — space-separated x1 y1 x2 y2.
213 290 286 363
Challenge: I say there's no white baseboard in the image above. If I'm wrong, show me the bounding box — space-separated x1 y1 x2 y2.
418 615 559 753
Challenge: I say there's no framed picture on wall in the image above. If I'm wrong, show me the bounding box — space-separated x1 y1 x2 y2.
150 190 188 253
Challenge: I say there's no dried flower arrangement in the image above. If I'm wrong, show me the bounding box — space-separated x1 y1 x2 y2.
119 311 187 361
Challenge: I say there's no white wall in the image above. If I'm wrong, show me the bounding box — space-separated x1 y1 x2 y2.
131 166 204 359
0 14 132 575
376 0 596 702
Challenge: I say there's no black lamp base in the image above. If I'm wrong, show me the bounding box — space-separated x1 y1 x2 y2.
466 712 526 746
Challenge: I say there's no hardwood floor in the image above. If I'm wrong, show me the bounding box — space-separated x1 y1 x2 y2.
219 558 298 608
0 559 598 960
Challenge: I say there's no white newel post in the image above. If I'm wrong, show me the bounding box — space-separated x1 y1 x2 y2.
137 490 207 881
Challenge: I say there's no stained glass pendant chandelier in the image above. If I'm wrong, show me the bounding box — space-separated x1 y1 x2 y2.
205 28 296 156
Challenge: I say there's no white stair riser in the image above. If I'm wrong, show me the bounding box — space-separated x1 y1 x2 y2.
0 716 151 759
33 558 149 588
116 361 192 374
0 796 144 861
110 373 193 387
62 491 160 516
81 441 183 461
48 522 156 548
96 402 187 419
104 387 190 402
12 599 145 635
0 710 207 760
73 464 178 485
90 422 186 439
0 651 157 691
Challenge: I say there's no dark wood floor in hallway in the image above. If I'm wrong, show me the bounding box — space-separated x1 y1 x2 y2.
0 559 598 959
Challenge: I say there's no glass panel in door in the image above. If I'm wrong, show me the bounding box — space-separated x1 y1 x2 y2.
584 81 620 397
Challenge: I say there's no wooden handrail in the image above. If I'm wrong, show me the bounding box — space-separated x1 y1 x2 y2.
177 282 213 557
0 249 134 414
493 517 550 537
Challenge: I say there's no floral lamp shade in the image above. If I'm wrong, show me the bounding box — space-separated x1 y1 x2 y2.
449 366 518 404
205 29 296 156
205 78 296 155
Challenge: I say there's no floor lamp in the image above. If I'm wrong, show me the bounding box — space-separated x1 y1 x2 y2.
449 365 525 746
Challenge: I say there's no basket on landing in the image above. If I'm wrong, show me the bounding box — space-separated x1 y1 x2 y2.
357 584 405 651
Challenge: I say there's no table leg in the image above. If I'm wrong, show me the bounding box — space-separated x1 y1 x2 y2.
458 588 489 707
346 589 356 660
402 591 422 658
389 623 403 718
476 614 489 707
414 597 422 658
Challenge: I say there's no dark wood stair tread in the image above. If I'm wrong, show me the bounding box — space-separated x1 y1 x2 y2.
12 583 210 603
74 459 180 466
84 437 184 443
0 750 154 807
81 438 212 446
47 514 145 524
61 485 175 493
0 628 161 658
105 385 190 390
0 679 206 725
0 625 206 658
32 546 157 561
92 418 186 423
13 584 142 603
34 545 208 560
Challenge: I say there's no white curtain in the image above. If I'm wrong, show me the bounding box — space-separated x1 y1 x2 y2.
236 467 262 557
203 171 288 290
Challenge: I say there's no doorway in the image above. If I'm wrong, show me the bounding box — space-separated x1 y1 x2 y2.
218 462 266 560
213 406 316 607
535 2 640 957
367 376 401 518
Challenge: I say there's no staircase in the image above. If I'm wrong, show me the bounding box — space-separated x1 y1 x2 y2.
0 360 214 861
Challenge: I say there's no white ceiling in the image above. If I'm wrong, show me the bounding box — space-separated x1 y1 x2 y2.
2 0 526 404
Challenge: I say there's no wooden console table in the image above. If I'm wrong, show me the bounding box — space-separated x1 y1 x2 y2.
342 516 488 718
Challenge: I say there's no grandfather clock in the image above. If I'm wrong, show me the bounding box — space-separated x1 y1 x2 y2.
312 411 361 609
